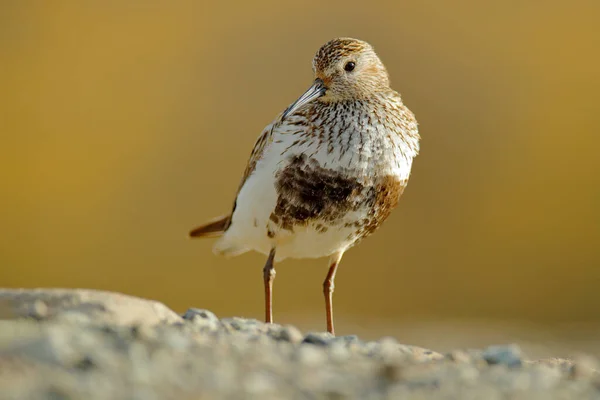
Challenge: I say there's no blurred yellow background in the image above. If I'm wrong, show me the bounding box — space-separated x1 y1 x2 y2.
2 1 600 356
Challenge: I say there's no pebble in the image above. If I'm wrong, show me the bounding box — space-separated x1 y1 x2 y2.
569 354 599 379
28 300 48 320
182 308 218 323
267 325 304 344
302 332 334 346
181 309 221 332
482 344 523 367
446 350 471 363
331 335 360 346
221 317 262 333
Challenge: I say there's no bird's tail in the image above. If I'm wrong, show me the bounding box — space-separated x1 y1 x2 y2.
189 215 230 238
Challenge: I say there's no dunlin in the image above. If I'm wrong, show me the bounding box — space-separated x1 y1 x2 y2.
190 38 420 335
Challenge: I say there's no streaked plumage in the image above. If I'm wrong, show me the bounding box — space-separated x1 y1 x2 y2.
189 38 420 334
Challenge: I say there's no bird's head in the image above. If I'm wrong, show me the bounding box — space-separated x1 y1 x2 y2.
282 38 390 119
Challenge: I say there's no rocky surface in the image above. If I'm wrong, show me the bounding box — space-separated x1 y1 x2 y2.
0 289 598 399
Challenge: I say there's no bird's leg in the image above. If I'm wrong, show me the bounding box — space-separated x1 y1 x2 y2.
263 248 277 324
323 251 344 335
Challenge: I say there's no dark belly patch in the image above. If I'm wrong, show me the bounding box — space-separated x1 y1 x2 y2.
270 154 407 239
271 154 364 231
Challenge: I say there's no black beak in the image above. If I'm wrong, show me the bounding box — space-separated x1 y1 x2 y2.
282 78 326 120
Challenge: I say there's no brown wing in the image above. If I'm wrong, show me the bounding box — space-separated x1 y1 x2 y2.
189 120 277 238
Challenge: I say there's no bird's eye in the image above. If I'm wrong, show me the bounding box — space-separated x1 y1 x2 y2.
344 61 356 72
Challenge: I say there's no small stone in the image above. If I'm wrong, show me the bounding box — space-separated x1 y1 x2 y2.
182 308 218 323
570 354 598 379
446 350 471 363
331 335 360 346
302 332 334 346
409 347 443 362
482 344 523 367
268 325 303 343
181 309 222 333
28 300 48 320
221 317 262 332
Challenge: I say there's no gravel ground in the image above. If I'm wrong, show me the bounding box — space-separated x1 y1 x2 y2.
0 289 599 399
